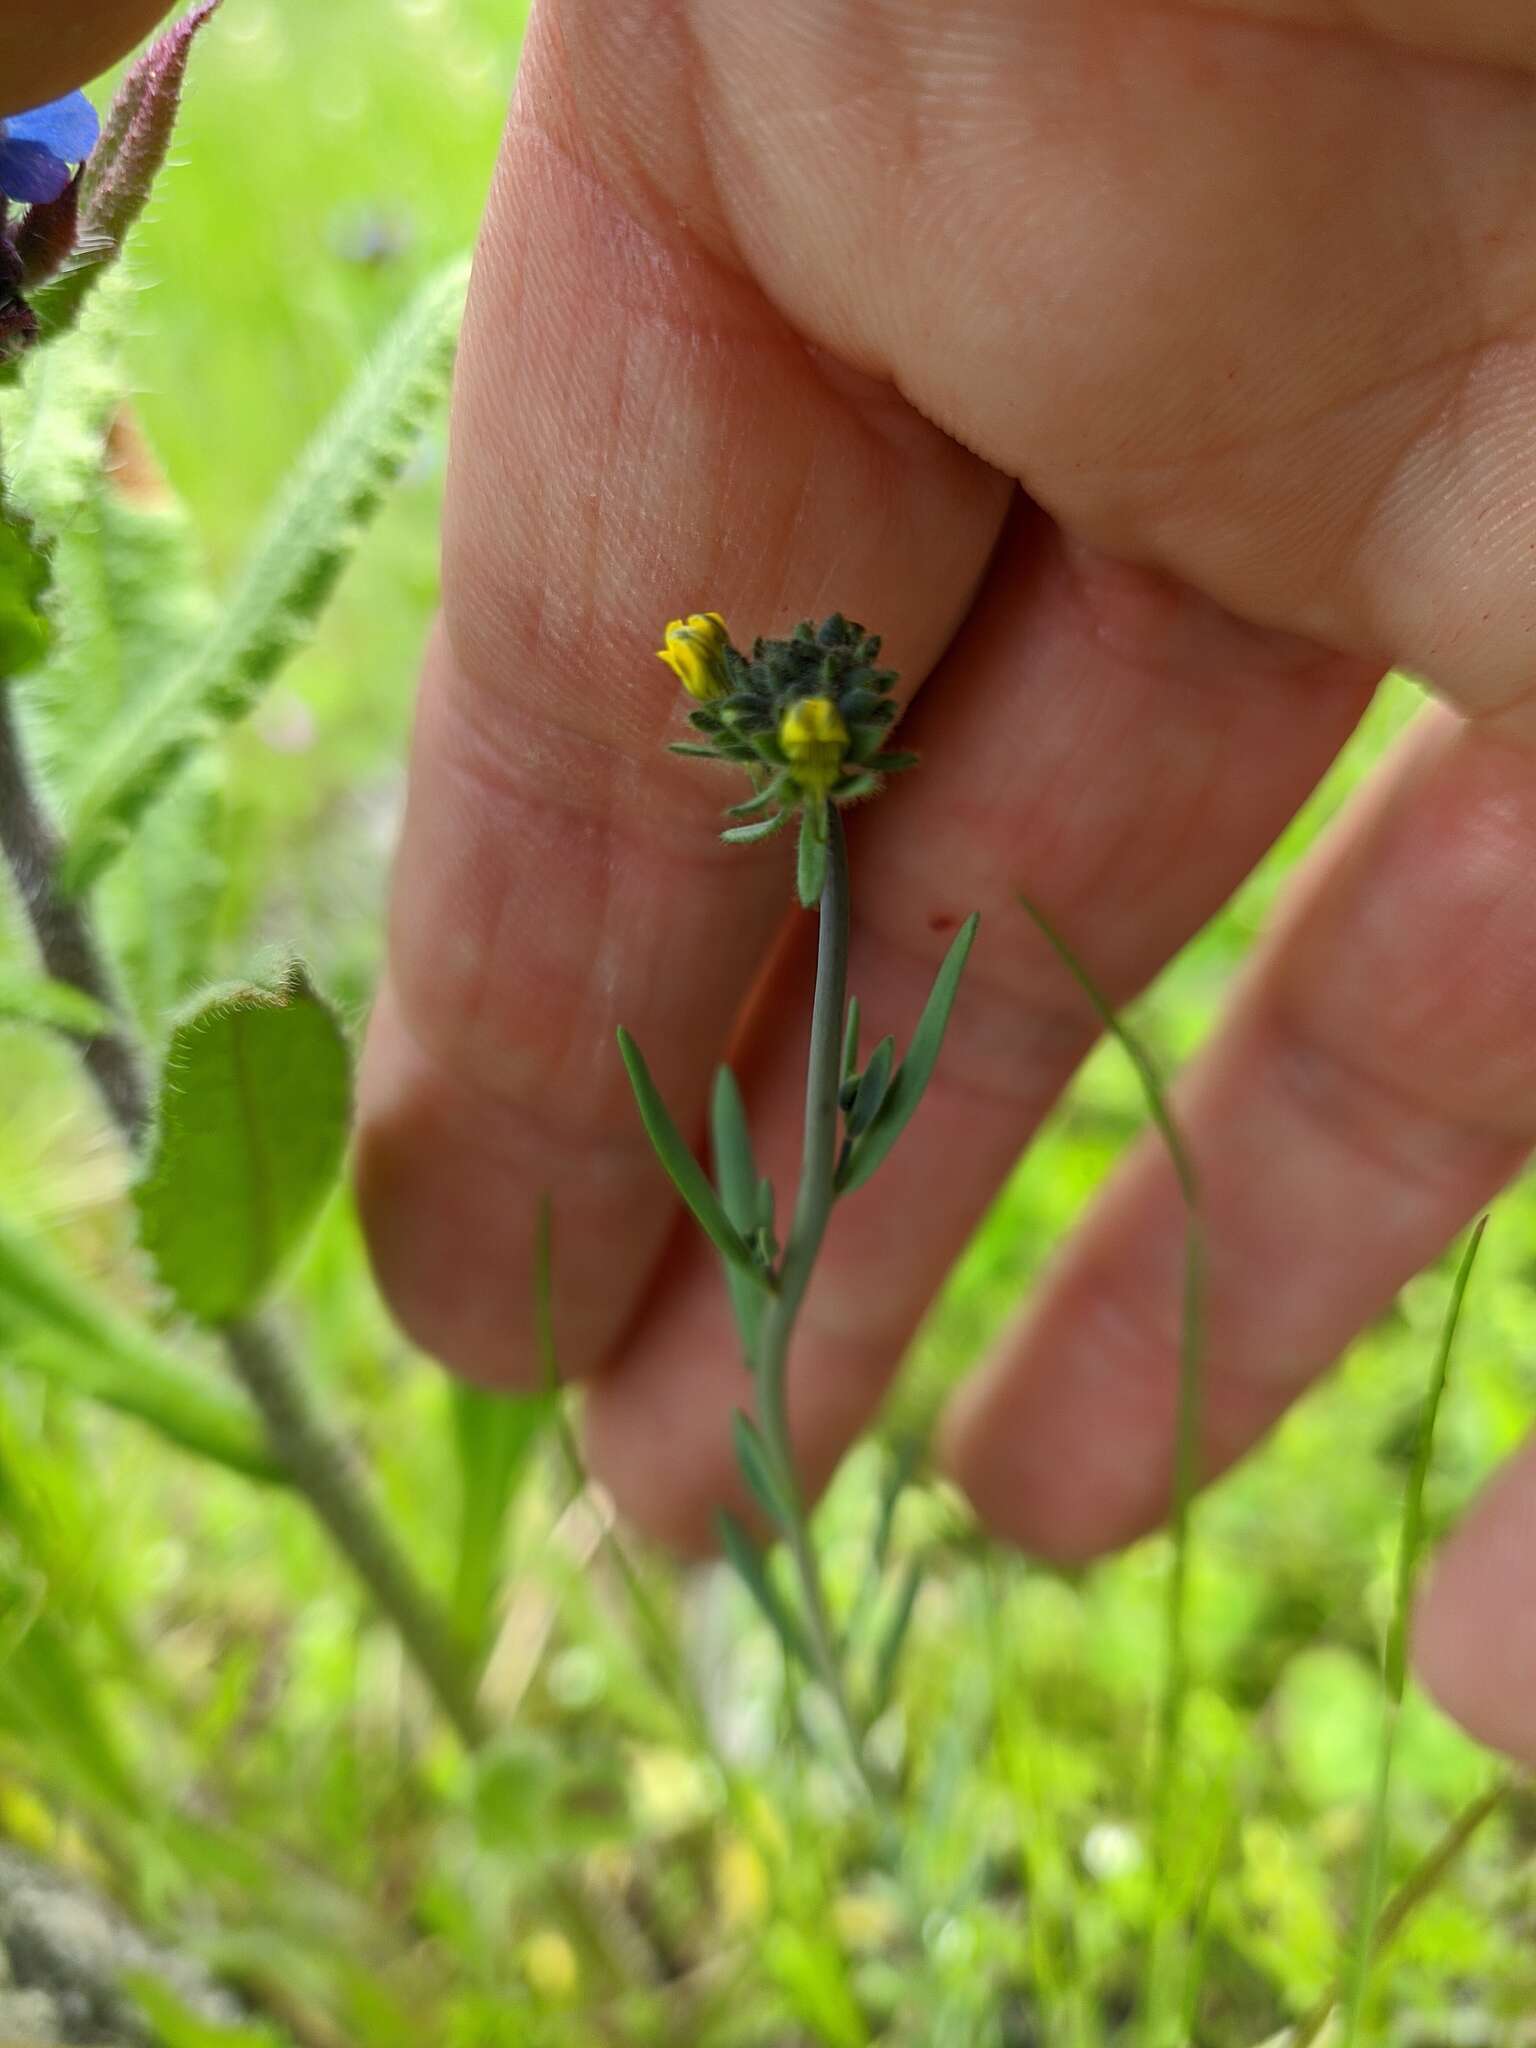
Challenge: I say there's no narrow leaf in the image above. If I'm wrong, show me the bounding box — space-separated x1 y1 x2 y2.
868 1555 925 1718
0 1209 280 1480
839 913 979 1194
718 1511 812 1672
134 962 352 1323
0 500 53 674
617 1030 767 1286
796 807 827 908
721 811 788 846
845 1034 895 1138
0 970 110 1038
32 2 223 341
711 1065 766 1357
731 1409 789 1529
726 781 780 818
840 995 861 1087
62 260 468 890
450 1382 555 1656
1339 1219 1487 2047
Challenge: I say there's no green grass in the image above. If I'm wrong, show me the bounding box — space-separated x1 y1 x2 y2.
0 2 1532 2042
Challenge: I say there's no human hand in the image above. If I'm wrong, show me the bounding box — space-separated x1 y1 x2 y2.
356 0 1536 1764
2 0 170 116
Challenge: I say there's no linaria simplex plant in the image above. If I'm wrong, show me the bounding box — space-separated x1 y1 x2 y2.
622 610 978 1787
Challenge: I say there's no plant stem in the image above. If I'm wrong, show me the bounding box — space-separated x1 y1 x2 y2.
0 682 484 1748
0 688 150 1142
752 808 872 1789
220 1317 484 1747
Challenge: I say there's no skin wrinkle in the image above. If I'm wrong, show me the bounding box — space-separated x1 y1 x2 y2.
1166 0 1536 72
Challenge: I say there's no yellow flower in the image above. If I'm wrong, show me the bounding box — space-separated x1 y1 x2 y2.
657 611 732 702
778 694 848 795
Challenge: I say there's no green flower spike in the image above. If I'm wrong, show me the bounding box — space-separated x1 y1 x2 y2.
662 611 919 905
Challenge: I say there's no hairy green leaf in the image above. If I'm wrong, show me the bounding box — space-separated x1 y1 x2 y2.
134 962 352 1323
62 260 468 891
32 2 224 344
839 914 979 1195
0 1209 280 1480
796 807 828 908
618 1030 767 1286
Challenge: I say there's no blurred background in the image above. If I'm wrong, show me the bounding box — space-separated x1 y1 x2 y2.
0 2 1532 2042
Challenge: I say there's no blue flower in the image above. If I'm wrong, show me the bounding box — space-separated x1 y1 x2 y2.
0 93 100 207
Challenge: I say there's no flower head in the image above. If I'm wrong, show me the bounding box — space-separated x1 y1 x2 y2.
0 93 99 206
657 612 732 702
660 612 918 899
778 696 848 796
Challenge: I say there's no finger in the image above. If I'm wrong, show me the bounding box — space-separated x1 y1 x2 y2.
946 709 1536 1559
1 2 169 114
1417 1431 1536 1767
584 512 1377 1549
354 14 1007 1387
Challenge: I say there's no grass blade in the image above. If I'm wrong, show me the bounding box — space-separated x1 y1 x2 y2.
1017 891 1203 2026
1338 1217 1488 2047
0 1209 281 1481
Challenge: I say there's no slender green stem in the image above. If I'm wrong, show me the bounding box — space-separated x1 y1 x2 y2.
750 809 872 1788
0 682 484 1748
1290 1778 1510 2048
1337 1219 1486 2046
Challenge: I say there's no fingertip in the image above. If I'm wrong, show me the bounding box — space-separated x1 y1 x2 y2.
355 993 542 1388
1415 1443 1536 1769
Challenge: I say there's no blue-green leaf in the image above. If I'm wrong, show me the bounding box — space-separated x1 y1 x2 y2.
839 914 979 1194
618 1031 767 1287
711 1066 766 1357
731 1409 790 1529
718 1511 812 1673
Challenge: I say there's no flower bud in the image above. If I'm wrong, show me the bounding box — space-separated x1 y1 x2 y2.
779 695 848 795
657 612 732 702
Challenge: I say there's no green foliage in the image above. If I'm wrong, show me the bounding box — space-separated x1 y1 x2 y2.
62 258 468 891
134 963 351 1324
711 1066 766 1356
1339 1220 1487 2044
718 1510 813 1673
32 2 224 343
0 1206 280 1478
451 1382 555 1657
838 914 979 1194
0 968 110 1036
617 1028 766 1284
0 501 53 676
